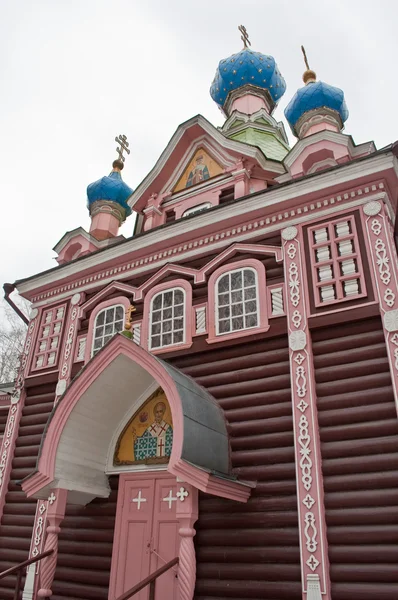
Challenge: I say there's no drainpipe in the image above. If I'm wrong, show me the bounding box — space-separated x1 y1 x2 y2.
3 283 29 325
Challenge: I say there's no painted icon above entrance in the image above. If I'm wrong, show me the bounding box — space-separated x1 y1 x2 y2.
114 388 173 465
173 147 223 193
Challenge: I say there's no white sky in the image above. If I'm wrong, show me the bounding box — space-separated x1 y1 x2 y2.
0 0 397 290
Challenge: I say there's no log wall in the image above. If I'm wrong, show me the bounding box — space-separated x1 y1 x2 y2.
313 317 398 600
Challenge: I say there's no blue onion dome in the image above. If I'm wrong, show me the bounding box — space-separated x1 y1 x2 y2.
210 48 286 109
87 160 133 217
285 71 349 136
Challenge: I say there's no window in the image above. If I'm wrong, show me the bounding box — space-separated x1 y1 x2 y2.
182 203 211 218
92 304 125 356
33 304 66 370
308 216 366 306
216 268 259 335
149 288 185 349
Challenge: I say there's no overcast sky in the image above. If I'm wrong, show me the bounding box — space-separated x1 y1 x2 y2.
0 0 396 293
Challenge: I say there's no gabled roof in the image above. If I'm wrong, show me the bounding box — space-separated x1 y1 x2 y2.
128 114 286 212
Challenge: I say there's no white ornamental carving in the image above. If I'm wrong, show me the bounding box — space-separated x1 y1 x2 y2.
304 512 318 552
71 293 81 306
306 555 320 572
363 200 382 216
303 494 316 510
384 288 395 308
56 379 67 397
375 239 391 284
48 492 56 505
287 243 297 259
296 366 307 398
195 306 207 334
297 399 308 413
371 219 382 236
384 310 398 332
282 226 298 240
391 333 398 346
294 353 305 366
289 330 307 351
162 489 177 509
298 414 312 491
177 487 189 501
292 310 302 329
307 574 322 598
30 308 39 319
288 262 300 307
393 348 398 372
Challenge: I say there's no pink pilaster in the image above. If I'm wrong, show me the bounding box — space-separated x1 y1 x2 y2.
232 167 250 199
23 294 83 600
362 199 398 415
38 489 68 598
0 311 38 521
282 225 331 600
176 483 198 600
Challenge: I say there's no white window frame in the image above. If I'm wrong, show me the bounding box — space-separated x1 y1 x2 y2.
91 303 125 357
215 267 260 336
149 287 186 350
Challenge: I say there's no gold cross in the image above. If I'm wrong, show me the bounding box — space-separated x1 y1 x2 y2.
238 25 251 49
115 134 131 163
125 304 136 330
301 45 310 71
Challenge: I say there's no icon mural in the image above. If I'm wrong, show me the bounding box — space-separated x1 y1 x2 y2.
114 388 173 465
173 147 223 193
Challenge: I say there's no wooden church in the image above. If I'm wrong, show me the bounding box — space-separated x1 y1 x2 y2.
1 30 398 600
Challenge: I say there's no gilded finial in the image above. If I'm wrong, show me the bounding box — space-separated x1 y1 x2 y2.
301 45 316 85
238 25 251 49
113 134 130 171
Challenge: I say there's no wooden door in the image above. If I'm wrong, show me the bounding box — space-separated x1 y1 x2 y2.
109 473 179 600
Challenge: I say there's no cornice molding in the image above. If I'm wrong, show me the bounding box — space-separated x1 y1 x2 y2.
21 186 388 306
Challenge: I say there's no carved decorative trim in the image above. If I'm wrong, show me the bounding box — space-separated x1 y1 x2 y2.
363 200 382 216
283 228 331 599
30 186 386 305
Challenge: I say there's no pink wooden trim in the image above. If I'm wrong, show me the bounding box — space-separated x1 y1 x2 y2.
141 279 193 354
308 215 367 308
176 482 198 600
84 295 131 363
361 201 398 417
0 312 39 522
22 335 252 503
77 244 283 311
283 225 331 600
206 258 269 344
38 488 68 598
80 282 138 316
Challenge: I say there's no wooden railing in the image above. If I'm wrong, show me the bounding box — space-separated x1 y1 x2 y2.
0 549 54 600
115 556 179 600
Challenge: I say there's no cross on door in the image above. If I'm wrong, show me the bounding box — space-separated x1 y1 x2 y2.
131 490 147 510
162 489 177 510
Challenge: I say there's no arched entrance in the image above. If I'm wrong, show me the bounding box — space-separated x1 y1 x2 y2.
22 334 253 599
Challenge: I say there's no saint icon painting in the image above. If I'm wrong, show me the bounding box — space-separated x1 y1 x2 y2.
114 388 173 465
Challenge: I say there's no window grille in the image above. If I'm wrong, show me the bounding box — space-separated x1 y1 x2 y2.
92 304 125 356
216 268 259 335
149 288 185 349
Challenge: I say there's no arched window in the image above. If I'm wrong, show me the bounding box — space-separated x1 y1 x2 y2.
92 304 125 356
149 288 185 350
215 268 259 335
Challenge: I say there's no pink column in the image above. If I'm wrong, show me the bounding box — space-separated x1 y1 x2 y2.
0 311 38 521
175 483 198 600
362 199 398 414
38 489 68 598
24 294 82 600
282 225 331 600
